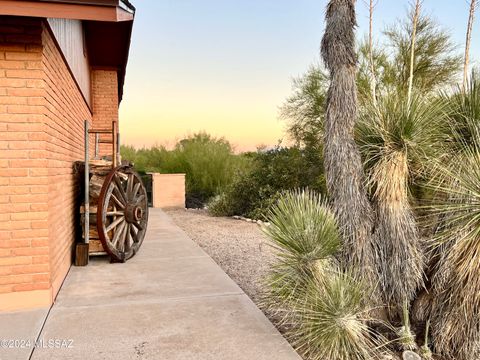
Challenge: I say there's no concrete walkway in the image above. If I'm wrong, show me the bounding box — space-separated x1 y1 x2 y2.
1 209 300 360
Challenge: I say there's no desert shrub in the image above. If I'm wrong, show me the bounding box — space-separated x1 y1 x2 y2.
121 132 250 207
208 145 326 219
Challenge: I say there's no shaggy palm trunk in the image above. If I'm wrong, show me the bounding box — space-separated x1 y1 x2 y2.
321 0 377 295
371 152 424 317
430 232 480 360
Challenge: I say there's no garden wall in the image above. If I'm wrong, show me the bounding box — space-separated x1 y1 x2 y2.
150 173 186 208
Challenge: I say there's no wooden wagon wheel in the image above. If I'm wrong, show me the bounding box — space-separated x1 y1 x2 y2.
97 165 148 262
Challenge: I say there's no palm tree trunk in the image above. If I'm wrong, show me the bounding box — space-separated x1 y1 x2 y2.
371 152 424 318
463 0 477 92
321 0 378 296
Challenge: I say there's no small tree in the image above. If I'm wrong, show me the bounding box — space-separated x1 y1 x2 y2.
384 9 462 94
280 65 328 151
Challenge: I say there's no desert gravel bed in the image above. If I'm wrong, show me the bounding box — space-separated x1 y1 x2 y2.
164 208 274 306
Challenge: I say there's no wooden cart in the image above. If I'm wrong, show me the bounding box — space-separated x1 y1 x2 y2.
75 120 148 265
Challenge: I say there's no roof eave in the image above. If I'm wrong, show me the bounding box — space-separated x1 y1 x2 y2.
0 0 134 22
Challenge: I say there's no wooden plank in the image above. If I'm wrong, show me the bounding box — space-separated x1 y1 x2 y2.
48 18 91 106
89 129 112 134
90 159 112 166
75 243 89 266
80 205 97 214
89 251 108 256
88 239 105 253
82 227 100 239
90 174 106 199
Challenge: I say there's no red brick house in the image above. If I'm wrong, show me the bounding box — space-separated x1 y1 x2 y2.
0 0 135 311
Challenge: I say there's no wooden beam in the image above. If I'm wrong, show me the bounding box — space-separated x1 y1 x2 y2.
0 0 134 22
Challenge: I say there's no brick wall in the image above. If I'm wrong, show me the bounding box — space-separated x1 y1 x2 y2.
91 69 118 157
42 23 92 300
0 17 94 311
0 16 52 310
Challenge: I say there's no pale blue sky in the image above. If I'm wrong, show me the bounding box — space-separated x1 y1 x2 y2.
120 0 479 150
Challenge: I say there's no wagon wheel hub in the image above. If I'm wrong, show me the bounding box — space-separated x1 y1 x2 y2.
125 204 143 223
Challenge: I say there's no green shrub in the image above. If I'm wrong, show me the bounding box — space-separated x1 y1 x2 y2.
121 132 250 207
208 145 326 219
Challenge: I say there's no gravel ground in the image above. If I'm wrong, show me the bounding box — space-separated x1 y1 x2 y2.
164 208 275 306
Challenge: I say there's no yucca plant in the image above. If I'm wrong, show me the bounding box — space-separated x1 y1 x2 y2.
290 269 390 360
428 75 480 276
444 72 480 153
262 189 340 308
427 77 480 360
427 146 480 360
263 190 390 360
357 93 448 318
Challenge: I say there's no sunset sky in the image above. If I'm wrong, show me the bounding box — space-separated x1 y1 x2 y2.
119 0 479 152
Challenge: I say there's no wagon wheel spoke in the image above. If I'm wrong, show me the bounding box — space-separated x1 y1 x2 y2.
123 223 131 251
106 211 124 216
111 221 126 248
113 175 127 204
132 220 143 231
135 194 146 205
130 224 139 243
132 182 141 201
126 174 134 201
106 216 125 233
113 186 127 207
111 193 125 209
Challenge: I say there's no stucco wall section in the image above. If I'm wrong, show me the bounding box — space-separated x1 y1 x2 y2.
151 174 186 209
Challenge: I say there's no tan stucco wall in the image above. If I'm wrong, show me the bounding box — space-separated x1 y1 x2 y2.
150 174 185 209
